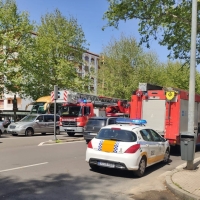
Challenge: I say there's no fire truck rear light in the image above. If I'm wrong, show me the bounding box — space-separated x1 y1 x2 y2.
124 144 140 153
87 141 93 149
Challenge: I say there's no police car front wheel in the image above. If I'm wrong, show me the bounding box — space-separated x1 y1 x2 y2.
134 156 147 177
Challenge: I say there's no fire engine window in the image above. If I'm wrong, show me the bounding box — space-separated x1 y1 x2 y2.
84 107 90 115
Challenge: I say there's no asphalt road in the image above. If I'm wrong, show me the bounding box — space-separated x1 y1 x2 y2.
0 133 200 200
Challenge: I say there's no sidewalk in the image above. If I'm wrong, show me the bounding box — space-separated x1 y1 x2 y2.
166 157 200 200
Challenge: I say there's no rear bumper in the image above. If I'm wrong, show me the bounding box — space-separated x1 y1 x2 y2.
86 148 140 171
83 132 97 140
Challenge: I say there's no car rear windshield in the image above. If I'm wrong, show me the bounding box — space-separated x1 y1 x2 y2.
87 119 106 127
96 128 137 142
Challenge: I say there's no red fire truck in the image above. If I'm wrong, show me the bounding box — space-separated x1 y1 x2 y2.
59 90 130 136
130 83 200 146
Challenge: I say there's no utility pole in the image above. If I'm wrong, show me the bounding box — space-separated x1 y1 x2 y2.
187 0 197 170
53 85 58 141
12 94 18 122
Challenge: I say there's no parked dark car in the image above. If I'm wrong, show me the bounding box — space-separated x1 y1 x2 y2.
83 117 118 143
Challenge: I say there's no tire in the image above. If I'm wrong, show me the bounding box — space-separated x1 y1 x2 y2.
89 163 99 171
56 127 60 135
0 130 2 137
163 148 170 163
134 156 147 177
25 128 34 136
86 140 90 144
67 132 75 137
41 133 46 135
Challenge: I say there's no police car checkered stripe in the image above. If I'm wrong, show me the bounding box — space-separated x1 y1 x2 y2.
98 140 103 151
113 141 120 153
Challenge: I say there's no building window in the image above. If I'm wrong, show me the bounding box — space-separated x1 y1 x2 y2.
91 58 95 65
85 66 89 72
0 100 4 108
8 99 12 104
85 56 89 66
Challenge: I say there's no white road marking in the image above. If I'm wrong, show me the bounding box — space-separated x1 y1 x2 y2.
0 162 48 173
38 140 84 146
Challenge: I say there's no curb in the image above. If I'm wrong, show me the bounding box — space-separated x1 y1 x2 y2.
165 157 200 200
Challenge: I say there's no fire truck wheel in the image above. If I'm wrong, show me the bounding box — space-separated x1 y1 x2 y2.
163 148 170 163
67 132 75 137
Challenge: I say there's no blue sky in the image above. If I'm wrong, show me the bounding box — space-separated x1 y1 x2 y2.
15 0 172 63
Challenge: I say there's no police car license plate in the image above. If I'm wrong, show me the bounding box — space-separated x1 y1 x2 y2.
98 162 115 168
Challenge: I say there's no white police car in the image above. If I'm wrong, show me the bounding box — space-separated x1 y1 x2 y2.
86 118 170 177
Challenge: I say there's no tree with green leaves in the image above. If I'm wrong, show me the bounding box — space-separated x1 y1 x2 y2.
0 0 34 95
103 0 200 64
98 34 165 99
19 9 91 100
98 34 200 100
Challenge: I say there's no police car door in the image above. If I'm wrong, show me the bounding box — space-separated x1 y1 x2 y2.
148 129 165 161
139 129 158 166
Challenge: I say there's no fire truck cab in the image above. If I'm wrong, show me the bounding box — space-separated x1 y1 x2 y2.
59 90 129 136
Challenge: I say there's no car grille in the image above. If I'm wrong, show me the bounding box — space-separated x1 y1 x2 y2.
62 121 77 126
9 125 16 129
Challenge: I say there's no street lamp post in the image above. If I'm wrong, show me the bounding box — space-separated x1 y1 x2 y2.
186 0 197 170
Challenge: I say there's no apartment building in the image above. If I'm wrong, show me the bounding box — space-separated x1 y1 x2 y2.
78 51 99 95
0 51 99 120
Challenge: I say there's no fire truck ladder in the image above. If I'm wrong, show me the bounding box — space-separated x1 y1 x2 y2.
67 90 127 107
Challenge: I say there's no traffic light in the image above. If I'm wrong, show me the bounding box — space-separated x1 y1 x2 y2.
54 85 60 100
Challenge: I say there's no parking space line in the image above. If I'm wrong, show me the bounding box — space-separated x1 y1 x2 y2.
0 162 48 173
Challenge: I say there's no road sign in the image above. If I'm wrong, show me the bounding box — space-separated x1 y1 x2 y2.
51 91 54 101
63 90 67 102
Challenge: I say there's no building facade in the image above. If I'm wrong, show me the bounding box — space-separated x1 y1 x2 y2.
81 51 99 95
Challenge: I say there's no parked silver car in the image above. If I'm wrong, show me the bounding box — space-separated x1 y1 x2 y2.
7 114 60 136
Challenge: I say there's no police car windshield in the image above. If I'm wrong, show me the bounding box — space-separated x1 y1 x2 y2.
96 129 137 142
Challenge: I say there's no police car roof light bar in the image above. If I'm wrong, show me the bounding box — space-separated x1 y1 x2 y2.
116 118 147 125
